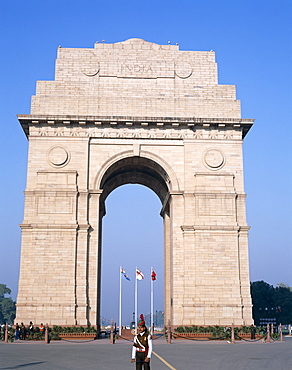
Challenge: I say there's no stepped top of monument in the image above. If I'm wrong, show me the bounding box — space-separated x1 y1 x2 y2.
18 39 254 133
93 38 179 51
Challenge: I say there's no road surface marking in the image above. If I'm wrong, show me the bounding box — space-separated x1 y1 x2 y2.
153 351 176 370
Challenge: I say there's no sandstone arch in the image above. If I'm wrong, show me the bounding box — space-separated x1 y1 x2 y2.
16 39 254 327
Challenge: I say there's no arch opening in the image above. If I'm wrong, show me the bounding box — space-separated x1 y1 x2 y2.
101 184 164 326
100 156 170 206
97 156 171 328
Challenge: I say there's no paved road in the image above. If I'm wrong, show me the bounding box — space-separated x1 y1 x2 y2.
0 337 291 369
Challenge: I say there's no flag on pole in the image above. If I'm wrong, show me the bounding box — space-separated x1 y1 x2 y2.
123 274 130 281
120 267 130 281
150 267 156 334
135 267 144 328
136 268 144 280
119 266 130 335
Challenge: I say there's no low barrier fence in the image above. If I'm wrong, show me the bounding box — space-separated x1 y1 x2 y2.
0 322 284 344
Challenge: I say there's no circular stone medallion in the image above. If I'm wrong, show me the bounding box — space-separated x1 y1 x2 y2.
204 149 225 169
82 62 100 77
48 146 70 167
175 61 193 79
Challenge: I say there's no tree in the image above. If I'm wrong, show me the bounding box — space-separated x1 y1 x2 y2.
273 285 292 325
277 282 292 292
0 284 16 324
251 281 292 325
0 284 11 299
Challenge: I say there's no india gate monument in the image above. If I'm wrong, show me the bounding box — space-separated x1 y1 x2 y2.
16 38 254 327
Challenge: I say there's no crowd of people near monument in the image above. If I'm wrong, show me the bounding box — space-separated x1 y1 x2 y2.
1 321 46 340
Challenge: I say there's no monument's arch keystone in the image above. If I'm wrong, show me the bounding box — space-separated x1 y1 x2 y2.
17 38 254 327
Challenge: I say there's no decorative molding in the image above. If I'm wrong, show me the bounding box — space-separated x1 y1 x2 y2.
19 114 254 139
78 224 91 231
20 223 78 230
28 125 243 141
181 225 195 232
193 225 241 231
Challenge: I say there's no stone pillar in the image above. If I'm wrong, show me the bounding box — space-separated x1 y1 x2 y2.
181 225 196 326
88 190 103 327
75 224 90 325
16 226 78 326
169 192 185 327
238 226 253 325
163 209 172 327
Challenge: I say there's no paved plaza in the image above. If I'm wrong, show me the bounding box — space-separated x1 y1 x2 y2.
0 337 291 370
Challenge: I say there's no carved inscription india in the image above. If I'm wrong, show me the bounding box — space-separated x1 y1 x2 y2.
120 64 153 73
96 60 192 79
117 60 173 78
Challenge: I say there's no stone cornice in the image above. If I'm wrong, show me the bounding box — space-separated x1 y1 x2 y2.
19 223 79 230
18 114 254 139
183 304 245 308
180 225 248 233
193 225 241 231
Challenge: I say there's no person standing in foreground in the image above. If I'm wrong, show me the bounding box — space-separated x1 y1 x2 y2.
131 314 152 370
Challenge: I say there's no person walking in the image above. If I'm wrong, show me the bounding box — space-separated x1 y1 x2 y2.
131 315 152 370
20 323 27 340
27 321 34 338
1 322 6 341
14 323 20 340
39 323 45 336
250 324 256 340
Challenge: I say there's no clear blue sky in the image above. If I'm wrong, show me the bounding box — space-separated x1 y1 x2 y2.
0 0 291 325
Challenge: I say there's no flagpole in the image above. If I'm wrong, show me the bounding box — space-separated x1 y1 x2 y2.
135 267 138 328
119 266 122 336
150 267 154 334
